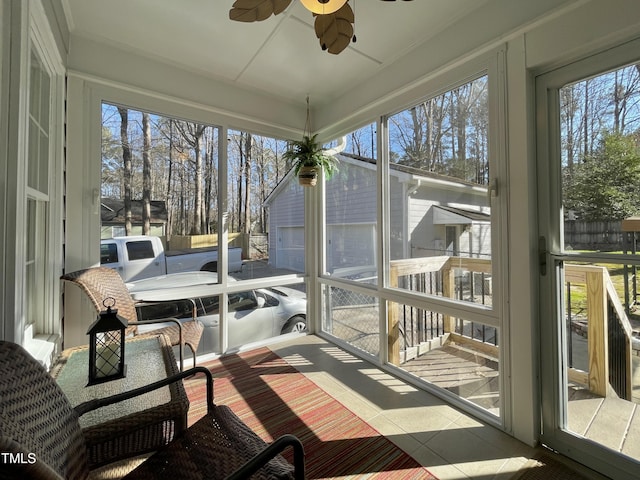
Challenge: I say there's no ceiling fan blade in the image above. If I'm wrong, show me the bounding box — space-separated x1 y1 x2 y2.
314 2 354 54
229 0 292 22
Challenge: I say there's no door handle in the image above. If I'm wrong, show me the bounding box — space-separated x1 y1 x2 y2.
539 236 547 276
487 178 498 202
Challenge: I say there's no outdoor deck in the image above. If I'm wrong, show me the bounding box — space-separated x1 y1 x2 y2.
402 341 640 459
568 384 640 458
401 343 500 415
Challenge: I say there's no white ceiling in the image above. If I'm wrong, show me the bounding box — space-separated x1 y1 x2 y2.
62 0 488 108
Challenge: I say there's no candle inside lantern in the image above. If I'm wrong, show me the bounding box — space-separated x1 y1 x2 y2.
95 342 120 378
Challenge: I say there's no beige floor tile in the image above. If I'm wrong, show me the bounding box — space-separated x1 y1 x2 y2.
270 336 548 480
410 444 471 479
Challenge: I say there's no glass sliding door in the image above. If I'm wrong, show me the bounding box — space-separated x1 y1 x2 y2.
537 38 640 479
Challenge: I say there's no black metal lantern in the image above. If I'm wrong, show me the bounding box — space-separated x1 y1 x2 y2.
87 297 127 385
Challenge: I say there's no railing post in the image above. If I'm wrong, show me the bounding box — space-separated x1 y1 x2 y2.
586 269 608 397
442 259 455 333
388 264 400 366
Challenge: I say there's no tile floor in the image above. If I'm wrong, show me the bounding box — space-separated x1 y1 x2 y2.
266 334 609 480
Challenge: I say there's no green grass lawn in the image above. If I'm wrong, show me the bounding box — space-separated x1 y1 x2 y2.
565 253 640 326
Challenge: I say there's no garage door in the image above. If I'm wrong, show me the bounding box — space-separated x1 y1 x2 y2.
275 226 304 272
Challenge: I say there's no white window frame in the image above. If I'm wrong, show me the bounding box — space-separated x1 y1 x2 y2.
22 0 65 361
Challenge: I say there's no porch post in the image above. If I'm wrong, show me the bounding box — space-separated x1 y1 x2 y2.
586 269 608 397
388 264 400 365
443 259 455 333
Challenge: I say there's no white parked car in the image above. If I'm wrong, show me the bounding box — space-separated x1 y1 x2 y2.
127 272 307 355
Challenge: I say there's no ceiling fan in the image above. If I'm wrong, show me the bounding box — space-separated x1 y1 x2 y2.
229 0 414 55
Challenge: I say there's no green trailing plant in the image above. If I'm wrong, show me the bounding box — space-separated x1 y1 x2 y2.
283 134 339 179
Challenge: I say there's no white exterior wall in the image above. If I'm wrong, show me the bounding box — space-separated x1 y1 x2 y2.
408 185 489 258
455 223 492 259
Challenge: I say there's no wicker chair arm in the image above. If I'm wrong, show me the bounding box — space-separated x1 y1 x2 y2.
224 434 305 480
74 366 214 417
128 318 183 345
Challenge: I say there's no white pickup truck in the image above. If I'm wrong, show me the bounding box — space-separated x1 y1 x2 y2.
100 236 243 282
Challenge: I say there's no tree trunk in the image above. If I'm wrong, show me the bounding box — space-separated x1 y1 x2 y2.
194 131 204 234
236 134 245 232
583 80 590 159
142 112 151 235
166 119 173 240
243 133 252 235
117 107 132 235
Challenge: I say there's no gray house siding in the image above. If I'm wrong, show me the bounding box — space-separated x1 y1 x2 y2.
265 155 490 273
268 181 305 271
389 177 406 260
326 161 378 272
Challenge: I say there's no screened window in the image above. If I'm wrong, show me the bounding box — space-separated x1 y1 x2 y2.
101 112 307 355
325 123 378 284
387 76 491 307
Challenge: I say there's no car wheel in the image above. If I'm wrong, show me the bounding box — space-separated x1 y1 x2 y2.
282 316 307 333
201 262 217 272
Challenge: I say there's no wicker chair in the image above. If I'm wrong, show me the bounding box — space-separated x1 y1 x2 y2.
61 267 204 370
0 340 305 480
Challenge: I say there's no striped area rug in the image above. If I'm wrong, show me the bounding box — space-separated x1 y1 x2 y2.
183 347 438 479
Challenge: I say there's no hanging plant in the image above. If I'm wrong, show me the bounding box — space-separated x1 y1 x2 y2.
284 134 339 187
283 98 339 187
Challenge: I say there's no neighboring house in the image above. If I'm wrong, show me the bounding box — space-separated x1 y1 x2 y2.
264 153 490 273
100 198 168 238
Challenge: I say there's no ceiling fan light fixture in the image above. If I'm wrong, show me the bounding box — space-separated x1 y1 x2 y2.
300 0 348 15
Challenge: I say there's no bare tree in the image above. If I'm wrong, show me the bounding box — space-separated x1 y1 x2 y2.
561 84 579 173
388 76 488 184
613 66 640 134
103 105 291 244
344 124 374 158
174 122 206 234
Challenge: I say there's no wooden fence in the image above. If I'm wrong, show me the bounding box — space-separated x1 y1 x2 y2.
565 220 628 251
167 233 268 260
